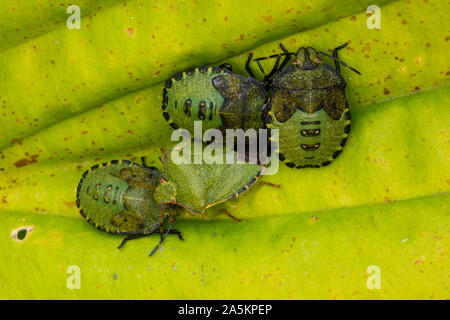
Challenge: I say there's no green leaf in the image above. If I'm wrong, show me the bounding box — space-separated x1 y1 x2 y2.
0 0 448 299
0 0 396 148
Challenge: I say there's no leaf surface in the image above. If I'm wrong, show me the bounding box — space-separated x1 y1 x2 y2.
0 0 448 299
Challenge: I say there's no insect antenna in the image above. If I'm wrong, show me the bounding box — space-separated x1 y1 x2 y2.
318 51 361 75
253 52 294 62
149 221 173 256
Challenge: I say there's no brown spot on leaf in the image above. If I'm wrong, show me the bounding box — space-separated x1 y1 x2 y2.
63 199 76 208
262 16 273 23
10 138 22 146
14 154 39 167
125 27 135 36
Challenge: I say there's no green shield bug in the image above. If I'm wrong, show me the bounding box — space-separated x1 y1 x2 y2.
162 64 267 137
154 149 264 214
250 43 361 168
76 151 263 255
76 159 183 256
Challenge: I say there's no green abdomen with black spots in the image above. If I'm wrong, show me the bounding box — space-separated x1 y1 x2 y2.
267 64 351 169
269 107 350 168
76 161 162 234
162 67 266 135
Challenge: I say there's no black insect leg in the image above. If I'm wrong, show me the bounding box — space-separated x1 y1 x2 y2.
149 215 177 256
218 63 232 72
318 44 361 75
245 53 257 79
265 43 293 81
332 43 349 74
164 204 184 240
168 229 184 240
264 55 281 82
141 156 149 167
158 204 166 240
140 156 159 171
255 59 267 77
254 43 294 89
117 227 182 250
117 232 155 249
254 59 272 90
276 43 292 72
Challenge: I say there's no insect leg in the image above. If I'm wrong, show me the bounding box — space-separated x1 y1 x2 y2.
264 55 281 82
256 59 267 76
159 203 183 240
318 45 361 75
117 229 181 251
140 156 149 167
245 53 257 79
218 63 232 72
168 229 184 240
149 214 178 256
158 204 166 240
254 60 274 90
219 209 242 222
252 45 294 64
117 210 181 252
275 43 293 76
166 203 183 240
117 232 155 249
332 43 349 74
264 42 293 80
149 222 174 256
259 180 281 188
140 156 159 171
254 44 294 88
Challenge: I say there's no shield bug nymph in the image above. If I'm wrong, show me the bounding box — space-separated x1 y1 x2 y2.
162 64 267 138
154 149 264 215
76 159 183 256
76 151 264 256
250 43 361 168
